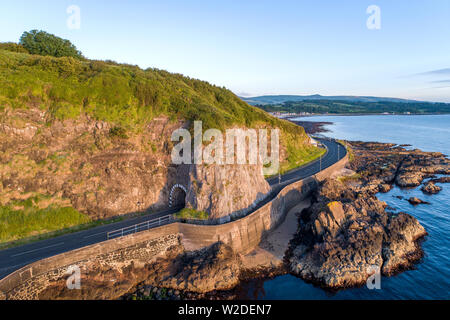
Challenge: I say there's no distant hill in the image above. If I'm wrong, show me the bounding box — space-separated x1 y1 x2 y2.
241 94 422 106
254 99 450 115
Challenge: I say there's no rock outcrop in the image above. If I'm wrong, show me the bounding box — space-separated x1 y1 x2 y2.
347 141 450 192
0 109 182 219
421 182 442 194
142 242 242 293
407 197 430 205
183 163 270 220
289 179 427 288
37 242 241 300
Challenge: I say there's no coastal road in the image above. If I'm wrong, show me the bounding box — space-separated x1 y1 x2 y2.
0 138 346 280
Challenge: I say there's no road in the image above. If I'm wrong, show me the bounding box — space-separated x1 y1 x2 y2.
0 138 345 280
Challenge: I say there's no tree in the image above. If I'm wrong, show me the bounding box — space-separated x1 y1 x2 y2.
19 30 83 59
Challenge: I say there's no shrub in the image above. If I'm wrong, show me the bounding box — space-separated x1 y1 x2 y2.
0 42 28 53
174 208 209 220
109 126 129 139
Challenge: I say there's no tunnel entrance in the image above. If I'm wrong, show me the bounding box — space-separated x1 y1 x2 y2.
169 184 187 208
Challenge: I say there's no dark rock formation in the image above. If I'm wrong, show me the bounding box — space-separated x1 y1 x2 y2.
289 179 427 288
287 140 450 289
347 141 450 191
408 197 430 205
142 242 242 293
38 242 242 300
421 182 441 194
429 177 450 184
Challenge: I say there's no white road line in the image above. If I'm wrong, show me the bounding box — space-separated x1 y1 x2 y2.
83 232 106 239
10 242 65 258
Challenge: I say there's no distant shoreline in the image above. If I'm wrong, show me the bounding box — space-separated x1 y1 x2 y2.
289 120 332 134
283 112 450 119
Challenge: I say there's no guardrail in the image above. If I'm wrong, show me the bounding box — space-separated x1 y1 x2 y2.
106 215 173 240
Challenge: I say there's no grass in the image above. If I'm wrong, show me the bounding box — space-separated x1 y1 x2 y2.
0 211 126 250
279 145 326 174
337 173 361 183
0 201 91 244
337 139 354 162
174 208 209 220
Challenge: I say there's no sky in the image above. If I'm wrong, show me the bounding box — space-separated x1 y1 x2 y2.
1 0 450 102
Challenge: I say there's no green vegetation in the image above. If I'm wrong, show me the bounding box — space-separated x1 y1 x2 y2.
337 140 354 162
257 99 450 114
174 208 209 220
0 34 317 173
19 30 83 59
281 144 326 174
109 126 129 139
0 42 28 53
0 213 126 250
0 42 303 134
337 173 361 183
0 197 91 244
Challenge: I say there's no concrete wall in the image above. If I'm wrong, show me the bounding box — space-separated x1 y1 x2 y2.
0 153 348 299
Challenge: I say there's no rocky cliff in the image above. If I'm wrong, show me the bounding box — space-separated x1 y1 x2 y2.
183 163 271 220
0 108 180 220
1 108 275 222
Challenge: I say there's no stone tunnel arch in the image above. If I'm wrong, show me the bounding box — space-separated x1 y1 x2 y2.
169 184 187 208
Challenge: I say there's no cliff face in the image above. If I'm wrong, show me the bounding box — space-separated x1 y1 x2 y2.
1 107 273 222
183 163 271 220
0 108 180 219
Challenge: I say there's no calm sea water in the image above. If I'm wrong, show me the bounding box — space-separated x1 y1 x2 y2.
241 115 450 300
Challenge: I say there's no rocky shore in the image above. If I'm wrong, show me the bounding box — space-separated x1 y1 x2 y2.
288 141 449 288
36 141 449 299
122 141 449 297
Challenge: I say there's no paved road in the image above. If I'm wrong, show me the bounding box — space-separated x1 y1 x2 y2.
0 138 345 280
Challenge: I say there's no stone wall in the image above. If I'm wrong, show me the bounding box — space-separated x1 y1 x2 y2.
0 153 348 300
0 231 181 300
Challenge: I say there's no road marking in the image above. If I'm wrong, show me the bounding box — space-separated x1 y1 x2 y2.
10 242 65 258
83 231 106 239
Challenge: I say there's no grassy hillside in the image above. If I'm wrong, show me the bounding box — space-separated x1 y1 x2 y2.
0 48 317 168
0 46 322 244
0 48 303 133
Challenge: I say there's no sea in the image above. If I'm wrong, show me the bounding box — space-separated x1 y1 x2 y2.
240 114 450 300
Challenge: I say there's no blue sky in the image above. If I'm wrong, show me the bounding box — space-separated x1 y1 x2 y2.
1 0 450 101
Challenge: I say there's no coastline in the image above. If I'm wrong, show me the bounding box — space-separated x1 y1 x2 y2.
122 119 450 300
284 112 450 119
